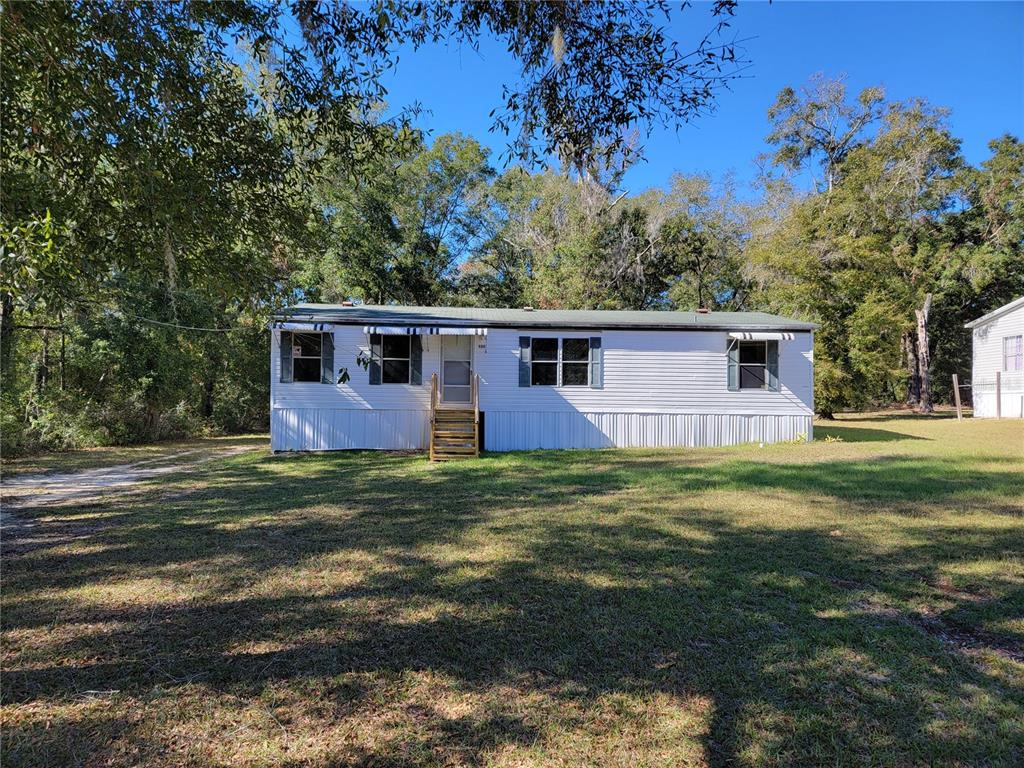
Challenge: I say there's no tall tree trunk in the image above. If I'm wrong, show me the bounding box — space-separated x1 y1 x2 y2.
59 310 66 390
902 330 920 407
36 330 50 396
164 223 178 320
201 344 218 419
0 292 14 381
915 294 933 413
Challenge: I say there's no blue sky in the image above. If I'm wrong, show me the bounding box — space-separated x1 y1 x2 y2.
380 1 1023 195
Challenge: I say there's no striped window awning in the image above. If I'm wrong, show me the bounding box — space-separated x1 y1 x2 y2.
363 325 488 336
728 331 796 341
273 321 332 331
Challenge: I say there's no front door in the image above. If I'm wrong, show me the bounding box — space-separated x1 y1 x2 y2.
441 336 473 404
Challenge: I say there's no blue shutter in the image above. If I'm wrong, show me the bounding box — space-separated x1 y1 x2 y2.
369 334 382 385
280 331 293 383
519 336 531 387
767 340 779 392
589 337 603 389
410 334 423 385
321 331 334 384
727 339 739 391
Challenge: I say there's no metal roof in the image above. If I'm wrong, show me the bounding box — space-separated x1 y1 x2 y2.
274 304 818 331
964 296 1024 329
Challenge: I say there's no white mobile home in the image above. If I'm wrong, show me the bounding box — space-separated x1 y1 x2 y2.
270 304 817 455
965 296 1024 418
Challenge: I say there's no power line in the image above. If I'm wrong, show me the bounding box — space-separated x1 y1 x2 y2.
126 314 247 333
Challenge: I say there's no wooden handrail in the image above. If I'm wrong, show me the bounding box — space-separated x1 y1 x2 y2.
473 373 480 456
430 372 438 422
429 372 438 461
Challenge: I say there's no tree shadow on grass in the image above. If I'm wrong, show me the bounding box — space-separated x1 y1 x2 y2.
2 449 1023 766
831 411 965 423
813 424 925 442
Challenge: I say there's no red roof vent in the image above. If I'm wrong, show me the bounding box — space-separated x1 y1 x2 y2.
696 307 710 314
341 300 354 307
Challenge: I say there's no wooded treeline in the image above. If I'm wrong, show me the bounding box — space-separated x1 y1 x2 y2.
2 2 1021 453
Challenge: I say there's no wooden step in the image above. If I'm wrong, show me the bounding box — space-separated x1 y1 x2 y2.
430 404 479 460
431 449 478 460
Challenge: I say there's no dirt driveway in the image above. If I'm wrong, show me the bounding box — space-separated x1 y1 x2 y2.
1 438 265 550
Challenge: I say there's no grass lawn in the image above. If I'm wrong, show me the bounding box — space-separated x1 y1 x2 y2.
2 414 1022 767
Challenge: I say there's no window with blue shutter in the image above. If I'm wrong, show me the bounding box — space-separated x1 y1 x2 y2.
518 336 531 386
280 331 293 383
410 335 423 385
321 332 334 384
291 333 323 382
589 337 603 389
766 341 779 392
368 334 412 384
729 340 780 391
369 334 382 385
727 339 739 391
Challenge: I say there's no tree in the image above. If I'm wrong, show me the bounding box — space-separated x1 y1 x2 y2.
656 174 752 310
755 77 966 414
3 0 746 314
306 133 495 305
927 135 1024 400
2 0 748 452
766 74 885 193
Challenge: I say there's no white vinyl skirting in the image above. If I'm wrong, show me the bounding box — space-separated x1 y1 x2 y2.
271 408 813 452
484 411 812 451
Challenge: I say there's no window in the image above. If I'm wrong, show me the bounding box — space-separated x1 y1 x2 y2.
292 333 322 382
382 335 411 384
529 338 590 386
1005 336 1023 372
561 338 590 386
531 338 558 385
739 341 769 389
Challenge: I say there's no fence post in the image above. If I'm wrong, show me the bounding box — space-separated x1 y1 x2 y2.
995 371 1002 419
952 374 962 421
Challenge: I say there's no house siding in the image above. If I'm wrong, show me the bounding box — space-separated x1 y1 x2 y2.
971 303 1024 418
270 325 814 451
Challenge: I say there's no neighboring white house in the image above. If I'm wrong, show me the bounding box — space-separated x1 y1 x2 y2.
269 304 817 453
965 296 1024 418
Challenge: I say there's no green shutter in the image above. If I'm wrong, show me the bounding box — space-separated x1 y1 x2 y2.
410 334 422 385
369 333 382 385
589 337 603 389
519 336 531 387
280 331 293 383
767 340 779 392
727 339 739 391
321 331 334 384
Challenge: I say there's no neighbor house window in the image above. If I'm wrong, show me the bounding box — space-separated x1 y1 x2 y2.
738 341 769 389
1005 335 1023 372
561 338 590 386
292 333 323 382
382 335 411 384
531 338 558 385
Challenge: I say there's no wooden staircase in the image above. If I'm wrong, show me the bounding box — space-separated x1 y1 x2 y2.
429 373 480 461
